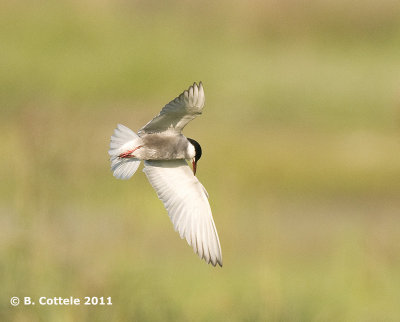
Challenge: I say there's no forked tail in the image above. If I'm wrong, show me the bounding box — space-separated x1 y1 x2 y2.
108 124 142 180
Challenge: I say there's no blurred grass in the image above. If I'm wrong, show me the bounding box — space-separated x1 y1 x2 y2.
1 0 400 321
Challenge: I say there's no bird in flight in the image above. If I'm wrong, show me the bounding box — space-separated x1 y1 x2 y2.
108 82 222 267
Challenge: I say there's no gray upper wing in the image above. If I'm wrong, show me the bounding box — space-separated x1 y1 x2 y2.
138 82 205 135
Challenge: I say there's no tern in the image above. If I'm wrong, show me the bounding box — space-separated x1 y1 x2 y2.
108 82 222 267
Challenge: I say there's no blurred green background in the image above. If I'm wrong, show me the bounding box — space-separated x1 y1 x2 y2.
1 0 400 321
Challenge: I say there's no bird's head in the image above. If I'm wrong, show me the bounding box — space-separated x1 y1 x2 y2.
187 138 202 175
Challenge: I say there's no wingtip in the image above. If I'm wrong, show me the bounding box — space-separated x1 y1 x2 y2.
209 258 223 267
194 81 203 90
199 82 204 96
190 81 202 89
209 259 223 267
192 81 205 108
215 255 223 267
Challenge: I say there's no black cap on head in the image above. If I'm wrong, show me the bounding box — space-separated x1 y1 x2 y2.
187 138 202 161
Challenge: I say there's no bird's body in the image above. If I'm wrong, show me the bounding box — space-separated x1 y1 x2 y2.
130 133 195 161
108 82 222 267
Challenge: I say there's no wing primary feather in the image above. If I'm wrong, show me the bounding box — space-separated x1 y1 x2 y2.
189 85 194 106
196 219 204 260
201 214 210 262
193 83 199 106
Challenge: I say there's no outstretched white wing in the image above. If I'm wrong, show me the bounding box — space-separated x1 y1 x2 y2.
138 82 205 135
143 159 222 266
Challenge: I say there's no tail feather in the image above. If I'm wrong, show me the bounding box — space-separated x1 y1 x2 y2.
110 156 141 180
109 124 142 180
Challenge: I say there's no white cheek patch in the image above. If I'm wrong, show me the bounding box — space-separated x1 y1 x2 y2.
187 143 196 159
